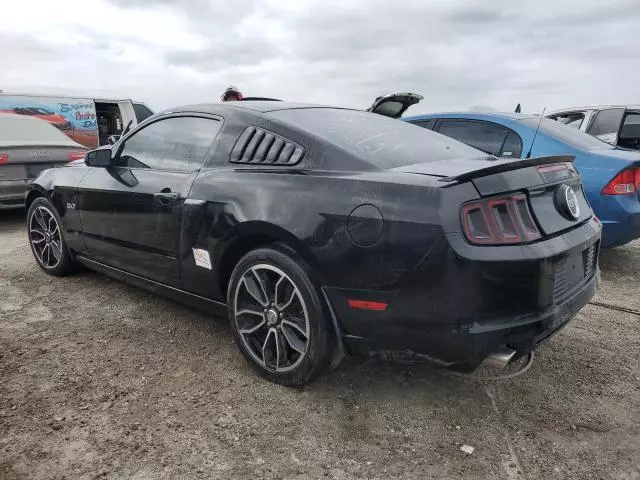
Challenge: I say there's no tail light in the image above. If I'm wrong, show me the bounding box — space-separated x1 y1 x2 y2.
602 167 640 195
0 153 8 165
67 151 86 161
461 194 541 245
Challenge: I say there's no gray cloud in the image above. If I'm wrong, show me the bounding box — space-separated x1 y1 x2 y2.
1 0 638 115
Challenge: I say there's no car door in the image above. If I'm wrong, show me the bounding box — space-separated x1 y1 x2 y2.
367 93 423 118
434 119 523 158
117 100 136 130
77 114 222 286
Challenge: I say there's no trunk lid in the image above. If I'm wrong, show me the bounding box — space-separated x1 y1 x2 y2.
0 145 86 180
396 155 592 237
392 154 575 182
367 93 423 119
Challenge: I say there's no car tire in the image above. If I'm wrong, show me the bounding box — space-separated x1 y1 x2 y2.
27 197 77 277
227 244 334 386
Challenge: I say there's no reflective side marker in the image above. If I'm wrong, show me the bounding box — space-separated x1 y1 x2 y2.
348 300 388 311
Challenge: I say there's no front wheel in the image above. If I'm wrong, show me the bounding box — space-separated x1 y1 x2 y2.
27 197 77 276
227 245 334 386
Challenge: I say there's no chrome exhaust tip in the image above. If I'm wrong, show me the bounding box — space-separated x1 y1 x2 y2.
482 348 517 369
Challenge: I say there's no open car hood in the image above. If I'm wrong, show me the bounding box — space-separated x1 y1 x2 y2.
367 93 423 119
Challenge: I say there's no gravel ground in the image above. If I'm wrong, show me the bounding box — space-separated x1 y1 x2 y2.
1 208 639 480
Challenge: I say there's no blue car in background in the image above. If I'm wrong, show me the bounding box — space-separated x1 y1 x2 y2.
403 112 640 247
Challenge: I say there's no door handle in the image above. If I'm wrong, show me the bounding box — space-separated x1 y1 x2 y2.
153 191 180 205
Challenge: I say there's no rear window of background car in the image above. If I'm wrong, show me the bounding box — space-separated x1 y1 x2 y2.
521 117 610 151
268 108 484 168
0 115 76 143
436 120 521 157
550 112 585 129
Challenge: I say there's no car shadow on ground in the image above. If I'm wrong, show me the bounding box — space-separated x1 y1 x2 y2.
63 267 479 398
0 207 25 220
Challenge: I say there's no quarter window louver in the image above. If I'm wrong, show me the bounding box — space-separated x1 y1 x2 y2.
230 126 305 165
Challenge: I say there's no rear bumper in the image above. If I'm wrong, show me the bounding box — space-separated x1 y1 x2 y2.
325 218 601 369
0 179 29 208
596 194 640 247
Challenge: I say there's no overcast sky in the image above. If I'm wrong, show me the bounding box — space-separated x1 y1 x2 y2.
1 0 636 114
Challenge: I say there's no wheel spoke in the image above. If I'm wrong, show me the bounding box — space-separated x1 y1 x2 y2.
274 275 285 306
281 318 308 339
280 323 306 354
251 268 270 305
50 241 62 260
47 215 55 232
274 329 285 370
242 277 268 307
50 223 59 236
30 230 45 244
237 308 264 317
277 287 297 311
35 209 47 230
42 244 50 266
262 328 275 367
239 319 266 335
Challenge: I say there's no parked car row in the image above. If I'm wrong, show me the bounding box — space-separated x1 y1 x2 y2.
0 93 153 209
24 98 600 386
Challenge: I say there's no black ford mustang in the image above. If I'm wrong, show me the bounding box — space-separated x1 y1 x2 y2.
25 101 601 385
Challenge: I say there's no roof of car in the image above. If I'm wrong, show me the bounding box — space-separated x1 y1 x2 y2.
549 105 640 114
165 101 353 115
0 112 52 123
404 111 539 121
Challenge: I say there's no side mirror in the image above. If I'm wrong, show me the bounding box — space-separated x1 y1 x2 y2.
85 148 113 167
107 135 120 145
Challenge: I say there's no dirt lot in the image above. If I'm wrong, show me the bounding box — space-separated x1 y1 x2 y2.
1 209 639 480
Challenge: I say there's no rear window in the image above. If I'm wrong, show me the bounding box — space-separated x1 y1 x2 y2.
268 108 484 168
0 115 74 143
437 120 510 156
549 112 585 129
521 117 609 151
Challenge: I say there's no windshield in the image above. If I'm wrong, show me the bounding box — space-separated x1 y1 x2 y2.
521 117 611 151
269 108 485 168
0 115 74 143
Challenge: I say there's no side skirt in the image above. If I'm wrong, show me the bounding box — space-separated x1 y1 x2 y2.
75 255 227 316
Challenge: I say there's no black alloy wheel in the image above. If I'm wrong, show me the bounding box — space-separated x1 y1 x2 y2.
27 197 76 276
227 245 334 386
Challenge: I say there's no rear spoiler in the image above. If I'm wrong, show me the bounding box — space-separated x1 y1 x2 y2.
439 155 575 183
240 97 282 101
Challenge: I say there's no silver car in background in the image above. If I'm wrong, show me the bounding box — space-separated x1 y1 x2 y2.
0 114 87 208
547 105 640 150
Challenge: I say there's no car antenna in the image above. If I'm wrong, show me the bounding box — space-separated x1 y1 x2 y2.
515 103 521 113
526 106 546 159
